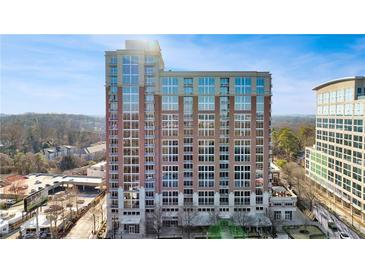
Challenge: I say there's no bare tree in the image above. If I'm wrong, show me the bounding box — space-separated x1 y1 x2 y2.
52 192 67 233
281 162 299 188
292 166 305 199
179 205 198 239
208 207 220 225
233 210 250 229
67 185 80 215
302 178 318 211
44 200 63 239
268 210 285 238
146 205 163 238
7 179 26 197
65 188 76 220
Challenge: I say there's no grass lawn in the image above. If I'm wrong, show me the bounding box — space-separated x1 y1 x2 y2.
207 220 247 239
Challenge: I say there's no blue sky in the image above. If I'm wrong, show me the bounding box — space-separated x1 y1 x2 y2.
1 34 364 116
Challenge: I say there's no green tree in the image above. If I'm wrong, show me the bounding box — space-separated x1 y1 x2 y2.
276 128 300 160
275 159 287 169
298 125 315 149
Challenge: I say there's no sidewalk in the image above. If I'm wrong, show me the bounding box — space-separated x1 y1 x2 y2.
64 196 106 239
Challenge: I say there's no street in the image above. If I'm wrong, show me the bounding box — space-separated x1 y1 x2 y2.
280 169 365 237
64 196 106 239
313 203 359 239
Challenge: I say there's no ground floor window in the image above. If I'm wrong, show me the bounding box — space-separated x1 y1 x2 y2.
274 211 281 220
123 224 140 234
162 219 178 227
284 211 292 220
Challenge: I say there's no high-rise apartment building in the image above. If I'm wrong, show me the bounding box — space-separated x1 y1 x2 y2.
105 40 272 238
306 76 365 224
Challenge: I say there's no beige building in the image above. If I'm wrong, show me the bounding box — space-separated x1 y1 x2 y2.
305 76 365 223
105 40 272 238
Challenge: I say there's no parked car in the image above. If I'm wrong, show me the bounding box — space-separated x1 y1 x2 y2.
328 222 338 231
340 232 350 239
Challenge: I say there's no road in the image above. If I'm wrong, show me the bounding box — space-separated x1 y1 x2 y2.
64 196 106 239
281 171 365 237
313 203 359 239
313 189 365 235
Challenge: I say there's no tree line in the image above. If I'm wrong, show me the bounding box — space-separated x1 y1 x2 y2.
0 152 95 175
0 113 105 156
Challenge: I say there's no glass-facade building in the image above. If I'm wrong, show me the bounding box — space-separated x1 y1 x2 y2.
306 76 365 224
105 40 272 237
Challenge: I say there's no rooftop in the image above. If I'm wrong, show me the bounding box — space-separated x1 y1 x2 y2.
271 186 296 198
89 161 106 169
313 76 365 91
1 173 104 197
125 40 161 51
84 143 106 154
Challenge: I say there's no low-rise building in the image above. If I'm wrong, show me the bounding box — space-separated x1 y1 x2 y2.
269 186 298 224
87 161 106 178
43 145 79 161
81 142 106 161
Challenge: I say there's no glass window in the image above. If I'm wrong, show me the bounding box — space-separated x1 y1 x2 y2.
198 166 215 188
184 78 193 85
162 96 178 111
122 87 139 112
161 77 178 94
198 96 215 111
234 165 251 188
234 114 251 137
235 96 251 111
198 77 215 95
162 166 179 188
235 77 252 94
198 140 215 161
122 55 139 85
256 77 265 94
234 140 251 162
256 96 264 113
198 114 215 137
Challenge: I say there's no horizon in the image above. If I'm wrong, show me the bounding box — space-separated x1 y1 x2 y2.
1 34 365 115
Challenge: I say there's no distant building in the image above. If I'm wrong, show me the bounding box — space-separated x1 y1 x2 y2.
305 76 365 223
80 142 106 161
42 143 106 161
43 145 79 161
